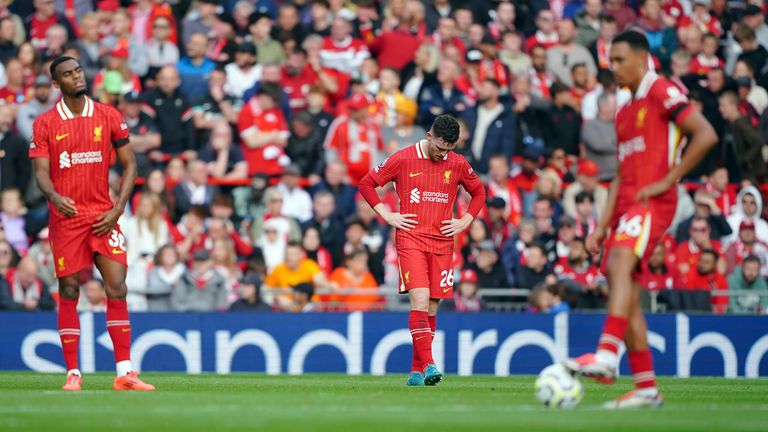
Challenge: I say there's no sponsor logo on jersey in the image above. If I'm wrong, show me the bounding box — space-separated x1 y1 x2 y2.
93 126 103 142
663 86 687 110
409 187 449 204
55 133 69 141
617 137 646 162
409 172 423 177
59 150 103 169
410 188 421 203
120 122 128 130
443 170 452 184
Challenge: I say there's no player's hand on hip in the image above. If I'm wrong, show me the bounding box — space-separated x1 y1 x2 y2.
586 230 605 255
635 176 674 202
441 216 471 237
92 208 122 237
386 213 418 231
51 194 77 217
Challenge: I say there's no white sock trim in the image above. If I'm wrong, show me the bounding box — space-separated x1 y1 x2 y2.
66 369 81 377
116 360 133 377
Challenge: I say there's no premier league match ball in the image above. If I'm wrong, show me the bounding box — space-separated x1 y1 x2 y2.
534 364 584 409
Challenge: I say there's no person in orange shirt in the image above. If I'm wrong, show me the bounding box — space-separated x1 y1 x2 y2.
263 242 329 311
328 248 383 312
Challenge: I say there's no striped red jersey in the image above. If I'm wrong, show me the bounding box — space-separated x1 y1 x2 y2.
615 71 694 215
29 96 129 226
369 141 483 254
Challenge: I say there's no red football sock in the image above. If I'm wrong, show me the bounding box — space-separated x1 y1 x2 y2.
409 310 434 367
629 349 657 389
597 315 628 355
106 299 131 363
58 298 80 371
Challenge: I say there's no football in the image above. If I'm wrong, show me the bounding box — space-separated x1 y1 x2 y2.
534 364 584 409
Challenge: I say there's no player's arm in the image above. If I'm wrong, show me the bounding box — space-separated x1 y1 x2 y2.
32 154 78 217
587 172 619 255
636 101 717 201
358 153 417 231
442 160 486 237
92 143 137 236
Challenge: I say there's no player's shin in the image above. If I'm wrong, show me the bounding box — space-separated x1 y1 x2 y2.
409 310 434 366
106 299 133 376
629 349 658 395
58 297 81 376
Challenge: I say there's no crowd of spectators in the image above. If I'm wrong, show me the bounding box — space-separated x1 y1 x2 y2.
0 0 767 314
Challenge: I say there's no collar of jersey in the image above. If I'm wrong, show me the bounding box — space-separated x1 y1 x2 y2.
56 96 94 120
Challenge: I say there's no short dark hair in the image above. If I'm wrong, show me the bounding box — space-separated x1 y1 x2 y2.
431 114 460 145
600 14 617 25
571 63 587 73
743 255 761 266
528 243 547 257
575 191 594 204
49 55 78 80
612 30 650 53
549 81 570 97
286 240 304 250
483 78 501 88
700 248 719 261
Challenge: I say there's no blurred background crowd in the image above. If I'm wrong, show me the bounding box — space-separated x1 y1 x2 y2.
0 0 767 314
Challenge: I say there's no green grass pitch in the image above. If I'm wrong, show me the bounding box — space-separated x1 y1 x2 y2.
0 373 766 431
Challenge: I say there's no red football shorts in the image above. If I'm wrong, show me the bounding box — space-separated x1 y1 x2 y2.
602 204 675 280
50 221 128 278
397 249 454 299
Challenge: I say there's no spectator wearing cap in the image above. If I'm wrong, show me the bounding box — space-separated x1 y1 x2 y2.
281 46 340 113
0 109 29 193
177 32 217 102
120 91 160 177
487 154 524 227
517 243 556 290
199 120 249 180
225 42 262 100
141 66 197 159
581 91 618 181
419 58 467 129
477 33 510 89
289 283 318 312
381 96 425 151
229 274 272 312
525 10 559 53
23 0 75 52
485 196 512 247
146 15 180 76
172 249 229 312
728 255 768 314
724 220 768 277
100 8 149 78
546 19 597 87
323 92 383 184
562 160 608 220
274 164 313 223
320 16 370 76
285 110 325 180
546 82 582 158
0 257 54 311
468 240 508 289
237 81 290 177
719 91 768 184
441 268 486 312
247 12 285 66
462 78 515 174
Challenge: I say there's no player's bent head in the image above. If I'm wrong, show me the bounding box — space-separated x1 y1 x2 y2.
430 114 460 146
49 55 87 96
611 30 650 53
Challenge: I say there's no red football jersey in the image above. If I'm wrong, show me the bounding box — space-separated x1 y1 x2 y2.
237 99 290 176
615 71 695 216
369 141 483 254
29 97 129 225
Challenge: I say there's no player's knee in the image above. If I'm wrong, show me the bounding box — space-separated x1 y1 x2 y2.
59 283 80 301
608 248 639 275
105 282 127 300
410 289 430 310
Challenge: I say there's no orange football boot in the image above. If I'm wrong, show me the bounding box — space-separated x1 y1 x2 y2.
113 372 155 391
62 374 82 391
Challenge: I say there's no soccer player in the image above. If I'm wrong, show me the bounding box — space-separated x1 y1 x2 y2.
358 115 486 386
564 32 717 408
30 56 155 391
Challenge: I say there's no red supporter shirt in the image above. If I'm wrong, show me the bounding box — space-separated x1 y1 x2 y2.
323 115 383 183
280 65 321 112
27 15 58 50
487 179 524 226
29 97 129 226
554 258 604 287
614 71 694 217
237 98 290 176
368 141 484 254
674 240 722 273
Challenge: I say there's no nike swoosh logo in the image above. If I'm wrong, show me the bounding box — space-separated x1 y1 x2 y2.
443 287 452 293
122 328 131 332
409 172 423 177
415 336 428 341
56 134 69 141
63 339 76 344
112 248 125 255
